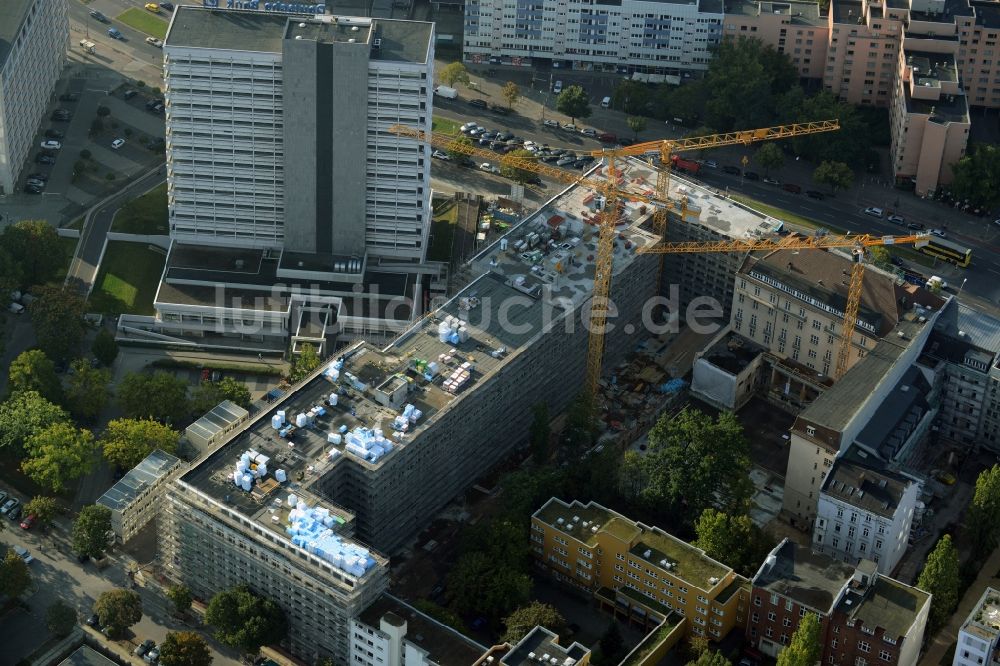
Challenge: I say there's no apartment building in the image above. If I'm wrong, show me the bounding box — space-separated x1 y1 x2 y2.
918 299 1000 450
954 588 1000 666
723 0 829 80
0 0 68 195
532 498 749 641
463 0 724 75
97 449 181 543
126 7 436 350
747 539 930 665
349 594 487 666
812 445 923 575
500 627 590 666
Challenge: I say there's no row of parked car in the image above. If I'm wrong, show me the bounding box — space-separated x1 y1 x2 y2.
0 490 38 529
449 122 598 171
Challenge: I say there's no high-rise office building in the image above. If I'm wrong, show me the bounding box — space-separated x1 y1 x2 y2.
0 0 68 195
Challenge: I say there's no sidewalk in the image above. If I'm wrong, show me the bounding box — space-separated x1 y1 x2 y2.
919 544 1000 666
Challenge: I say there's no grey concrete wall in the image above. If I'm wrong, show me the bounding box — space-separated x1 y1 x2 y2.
282 37 368 256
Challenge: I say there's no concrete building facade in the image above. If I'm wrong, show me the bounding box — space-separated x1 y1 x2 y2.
723 0 829 79
954 588 1000 666
0 0 68 195
463 0 724 75
532 498 749 641
97 449 181 543
747 539 930 666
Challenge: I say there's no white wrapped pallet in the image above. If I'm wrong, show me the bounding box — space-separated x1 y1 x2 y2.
240 452 251 466
329 393 338 406
275 469 287 483
295 413 308 427
327 432 342 444
271 414 284 429
287 494 298 507
257 463 268 478
458 326 469 342
233 471 242 486
328 448 339 459
276 410 286 422
240 474 253 492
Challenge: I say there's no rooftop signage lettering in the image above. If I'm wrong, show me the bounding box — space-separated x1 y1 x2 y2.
201 0 327 14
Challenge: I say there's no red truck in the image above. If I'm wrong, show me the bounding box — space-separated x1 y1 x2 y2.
670 155 701 174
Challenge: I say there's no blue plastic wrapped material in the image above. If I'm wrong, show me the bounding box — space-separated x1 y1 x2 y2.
286 501 377 577
659 378 687 393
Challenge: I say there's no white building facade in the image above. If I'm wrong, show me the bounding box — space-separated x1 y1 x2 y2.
0 0 68 195
954 588 1000 666
463 0 723 75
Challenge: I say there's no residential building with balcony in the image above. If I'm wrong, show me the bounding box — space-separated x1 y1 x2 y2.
463 0 724 75
954 588 1000 666
531 498 750 641
0 0 68 195
723 0 829 80
747 539 930 665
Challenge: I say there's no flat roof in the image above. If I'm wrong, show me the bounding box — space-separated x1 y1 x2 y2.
933 299 1000 360
821 445 916 518
724 0 827 25
973 1 1000 28
97 449 180 512
906 50 959 84
702 332 766 375
502 627 589 666
838 575 930 640
166 7 432 63
0 0 33 69
59 647 118 666
904 84 969 123
961 587 1000 642
752 539 855 614
831 0 863 24
358 594 487 666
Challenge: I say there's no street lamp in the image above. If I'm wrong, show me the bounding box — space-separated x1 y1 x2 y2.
958 278 968 298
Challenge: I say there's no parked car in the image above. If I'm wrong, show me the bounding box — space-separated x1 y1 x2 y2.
135 640 155 657
107 27 122 40
479 162 500 174
9 506 22 521
159 2 176 9
59 93 79 102
44 129 64 139
468 98 488 109
13 545 32 564
35 154 56 165
144 3 161 12
20 514 36 530
763 176 781 186
561 123 575 131
930 228 947 238
431 150 450 160
863 206 884 218
782 183 801 194
145 99 160 110
111 138 125 150
77 553 90 563
89 10 108 22
721 165 740 175
27 172 48 182
887 214 905 225
543 119 559 128
579 128 597 138
891 256 905 267
123 89 137 99
50 110 71 121
145 647 160 663
805 190 824 200
86 613 100 627
552 80 563 94
40 140 62 150
145 37 164 48
24 185 43 194
907 222 925 230
743 171 760 180
1 498 20 516
26 179 46 189
556 156 576 167
0 492 7 507
497 131 514 141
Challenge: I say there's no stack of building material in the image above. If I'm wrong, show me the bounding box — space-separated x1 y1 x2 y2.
285 499 376 577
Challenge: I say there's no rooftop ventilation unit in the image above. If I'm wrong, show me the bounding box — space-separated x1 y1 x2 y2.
298 22 306 27
373 37 382 48
352 25 360 31
644 549 652 558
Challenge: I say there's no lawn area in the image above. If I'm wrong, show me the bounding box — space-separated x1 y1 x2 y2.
429 199 458 263
112 182 168 234
116 7 168 39
432 116 461 135
88 242 165 315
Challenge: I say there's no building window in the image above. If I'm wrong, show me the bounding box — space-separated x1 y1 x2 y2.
859 641 871 653
879 651 892 661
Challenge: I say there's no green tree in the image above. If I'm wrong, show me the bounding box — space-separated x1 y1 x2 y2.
0 220 65 287
290 343 321 383
500 149 536 184
101 418 179 471
502 602 565 643
917 534 961 634
694 508 774 577
0 550 31 599
192 376 252 414
556 86 592 124
968 465 1000 559
529 402 551 463
0 390 70 453
501 81 521 109
92 328 120 367
757 143 785 176
159 631 213 666
446 551 532 621
46 600 78 637
445 135 474 161
72 504 113 559
96 105 111 118
688 651 731 666
812 160 854 192
0 245 23 296
167 585 194 615
22 422 97 492
94 589 142 638
24 496 60 526
776 612 821 666
599 621 625 662
637 408 752 521
949 143 1000 208
28 286 87 361
612 81 654 116
785 92 869 165
8 349 63 403
117 371 190 424
205 585 288 653
869 247 892 270
439 62 470 88
563 392 597 450
702 37 796 131
627 116 647 141
66 359 112 422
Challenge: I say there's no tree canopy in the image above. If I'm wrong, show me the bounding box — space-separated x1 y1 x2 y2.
28 286 87 361
701 37 796 131
756 143 785 175
290 344 321 383
556 86 592 123
627 116 647 140
73 504 113 558
949 143 1000 208
159 631 213 666
694 508 774 577
968 465 1000 559
0 220 65 287
22 422 98 492
8 349 63 403
47 600 78 637
500 149 537 184
0 550 32 599
94 588 143 638
205 585 288 653
167 585 194 615
24 496 59 526
688 651 731 666
501 81 521 109
445 135 474 161
812 160 854 192
776 613 821 666
439 62 470 88
192 377 252 415
502 602 566 644
118 371 191 424
917 534 961 633
0 390 70 454
92 328 120 367
101 418 179 470
65 359 112 422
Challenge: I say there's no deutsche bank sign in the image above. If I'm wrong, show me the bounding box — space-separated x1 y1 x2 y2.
202 0 327 14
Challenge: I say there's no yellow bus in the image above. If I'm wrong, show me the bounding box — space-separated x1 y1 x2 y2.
919 237 972 267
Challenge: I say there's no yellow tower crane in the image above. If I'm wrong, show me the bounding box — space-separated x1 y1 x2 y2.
390 120 841 398
637 232 932 378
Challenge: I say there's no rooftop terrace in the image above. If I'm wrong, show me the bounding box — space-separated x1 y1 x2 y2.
502 626 589 666
358 594 487 665
962 587 1000 642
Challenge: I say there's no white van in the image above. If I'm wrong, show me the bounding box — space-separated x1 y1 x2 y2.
601 96 611 108
8 302 24 314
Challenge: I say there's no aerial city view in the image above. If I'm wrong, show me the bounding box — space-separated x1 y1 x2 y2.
1 0 1000 664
